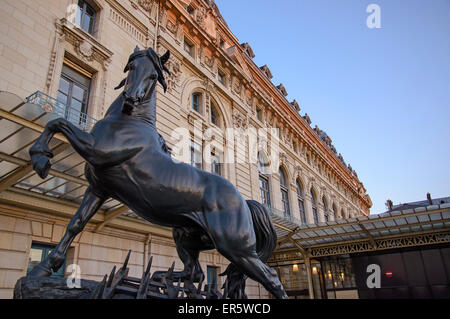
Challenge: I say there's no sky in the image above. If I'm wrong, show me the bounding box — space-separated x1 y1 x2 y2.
215 0 450 214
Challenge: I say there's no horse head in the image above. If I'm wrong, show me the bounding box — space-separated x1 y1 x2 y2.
115 46 170 113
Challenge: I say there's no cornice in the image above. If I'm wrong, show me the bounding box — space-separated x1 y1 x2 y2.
158 0 371 209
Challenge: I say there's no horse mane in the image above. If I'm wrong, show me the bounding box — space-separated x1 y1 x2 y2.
115 47 171 92
158 133 172 156
146 48 171 93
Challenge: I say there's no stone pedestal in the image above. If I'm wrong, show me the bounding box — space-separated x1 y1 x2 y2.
14 276 99 299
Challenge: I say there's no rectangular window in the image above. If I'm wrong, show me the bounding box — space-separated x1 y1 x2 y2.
218 70 226 85
211 153 221 176
259 175 271 207
298 199 306 224
190 140 202 170
75 0 96 34
207 266 218 290
256 107 263 122
313 208 319 224
57 64 91 130
281 189 290 217
184 38 194 57
27 243 66 277
192 93 200 113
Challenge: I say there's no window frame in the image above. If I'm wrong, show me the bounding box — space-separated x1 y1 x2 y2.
279 168 290 217
218 69 226 85
184 37 195 57
259 174 271 207
297 180 307 224
311 189 319 224
210 152 221 176
323 197 329 222
207 266 218 290
192 92 201 113
190 139 202 170
76 0 97 35
210 101 220 127
27 243 66 277
57 64 91 129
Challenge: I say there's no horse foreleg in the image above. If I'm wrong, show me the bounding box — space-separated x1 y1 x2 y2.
29 118 95 179
29 187 107 277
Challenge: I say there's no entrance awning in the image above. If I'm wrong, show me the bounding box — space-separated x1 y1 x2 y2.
270 200 450 263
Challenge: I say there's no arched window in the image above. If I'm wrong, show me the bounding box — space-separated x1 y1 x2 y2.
210 102 220 127
279 168 290 216
192 92 201 113
311 188 318 224
297 180 306 224
322 197 328 222
258 152 271 206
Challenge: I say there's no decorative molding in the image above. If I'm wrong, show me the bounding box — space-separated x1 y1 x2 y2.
232 111 248 130
108 1 147 44
138 0 154 11
56 18 113 68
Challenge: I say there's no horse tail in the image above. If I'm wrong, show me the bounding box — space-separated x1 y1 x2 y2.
247 200 277 262
220 200 277 299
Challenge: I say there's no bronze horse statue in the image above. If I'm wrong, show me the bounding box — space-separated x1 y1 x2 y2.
28 46 288 299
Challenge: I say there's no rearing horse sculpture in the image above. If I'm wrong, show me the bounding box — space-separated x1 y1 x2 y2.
28 46 288 299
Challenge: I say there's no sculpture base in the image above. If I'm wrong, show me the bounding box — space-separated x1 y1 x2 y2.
14 251 225 299
14 276 99 299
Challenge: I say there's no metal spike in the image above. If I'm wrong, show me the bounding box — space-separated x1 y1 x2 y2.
91 275 107 299
106 265 116 288
137 256 153 299
167 261 175 279
121 250 131 271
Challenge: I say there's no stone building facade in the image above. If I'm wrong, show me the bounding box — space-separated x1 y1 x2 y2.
0 0 371 298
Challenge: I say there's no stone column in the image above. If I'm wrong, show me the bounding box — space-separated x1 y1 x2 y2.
317 203 324 223
304 194 314 224
304 256 315 299
289 183 300 221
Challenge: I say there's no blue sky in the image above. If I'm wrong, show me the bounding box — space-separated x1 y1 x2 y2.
215 0 450 214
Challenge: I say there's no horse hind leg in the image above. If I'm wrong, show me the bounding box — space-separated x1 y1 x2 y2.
220 251 288 299
152 228 207 283
208 208 287 299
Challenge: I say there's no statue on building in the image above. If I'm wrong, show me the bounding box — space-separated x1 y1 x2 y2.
26 46 288 299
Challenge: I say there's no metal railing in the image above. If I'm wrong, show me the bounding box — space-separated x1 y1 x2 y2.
26 91 97 132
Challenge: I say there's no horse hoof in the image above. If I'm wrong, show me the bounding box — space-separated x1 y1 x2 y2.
30 153 51 179
28 264 52 277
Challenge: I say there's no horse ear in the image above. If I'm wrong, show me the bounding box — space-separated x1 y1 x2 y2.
160 50 170 65
114 78 126 90
134 45 140 53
